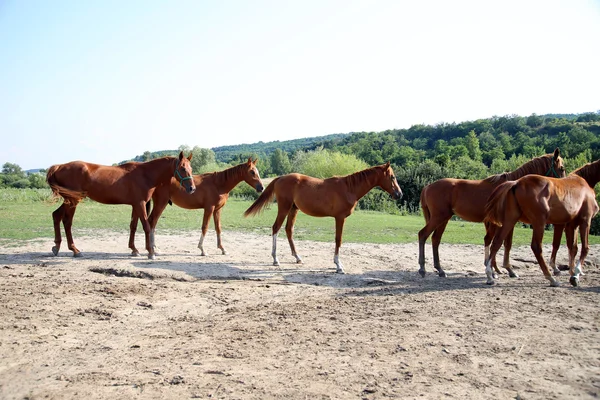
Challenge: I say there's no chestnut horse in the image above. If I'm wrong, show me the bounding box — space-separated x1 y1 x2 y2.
129 158 264 256
46 152 195 259
243 162 403 273
418 149 565 278
484 159 600 287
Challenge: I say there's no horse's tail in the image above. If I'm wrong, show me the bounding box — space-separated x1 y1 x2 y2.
420 185 430 223
243 177 279 217
46 165 86 205
484 181 519 226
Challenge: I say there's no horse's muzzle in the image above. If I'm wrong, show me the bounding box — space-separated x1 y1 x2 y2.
186 184 196 194
256 183 264 193
392 190 402 200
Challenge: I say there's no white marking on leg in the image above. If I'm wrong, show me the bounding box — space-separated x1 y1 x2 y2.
485 260 494 285
272 234 280 266
574 260 582 278
198 234 206 256
293 253 302 264
334 254 345 274
484 246 490 262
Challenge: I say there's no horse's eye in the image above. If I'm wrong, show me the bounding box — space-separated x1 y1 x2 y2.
250 170 256 176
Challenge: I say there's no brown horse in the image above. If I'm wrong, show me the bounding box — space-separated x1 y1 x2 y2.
418 149 565 278
46 152 195 259
484 159 600 287
129 158 264 256
243 162 403 273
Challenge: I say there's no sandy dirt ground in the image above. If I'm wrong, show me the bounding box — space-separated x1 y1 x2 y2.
1 230 599 400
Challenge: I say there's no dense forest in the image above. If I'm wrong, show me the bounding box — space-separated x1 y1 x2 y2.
3 112 600 224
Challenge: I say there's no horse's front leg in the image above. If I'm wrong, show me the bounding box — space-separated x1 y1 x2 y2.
128 208 141 256
285 206 302 264
484 222 502 278
133 203 154 260
485 221 516 285
213 208 227 255
271 208 288 266
198 208 213 256
333 217 346 274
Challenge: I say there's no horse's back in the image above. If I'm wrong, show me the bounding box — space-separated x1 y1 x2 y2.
422 178 494 222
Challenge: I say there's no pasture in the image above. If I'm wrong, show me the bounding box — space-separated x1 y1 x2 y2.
0 191 599 399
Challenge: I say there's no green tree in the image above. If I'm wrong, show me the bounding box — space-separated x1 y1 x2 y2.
292 148 368 178
464 130 482 161
270 149 292 176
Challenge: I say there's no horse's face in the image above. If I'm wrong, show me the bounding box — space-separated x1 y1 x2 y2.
176 152 196 194
553 154 566 178
244 157 264 193
379 162 403 200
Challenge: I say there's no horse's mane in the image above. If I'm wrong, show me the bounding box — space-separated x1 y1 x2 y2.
572 159 600 188
342 166 380 190
212 163 246 185
483 154 553 184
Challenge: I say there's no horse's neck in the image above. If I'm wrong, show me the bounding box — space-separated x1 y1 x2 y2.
505 158 549 181
215 165 244 193
344 170 379 200
144 157 175 182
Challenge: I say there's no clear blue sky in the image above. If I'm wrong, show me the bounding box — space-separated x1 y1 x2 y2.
1 0 599 170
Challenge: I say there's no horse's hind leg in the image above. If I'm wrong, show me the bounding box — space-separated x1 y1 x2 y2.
502 227 518 278
418 214 450 277
549 224 565 275
128 209 141 256
285 205 302 264
431 220 449 277
530 222 558 287
271 201 292 266
51 203 66 256
63 203 82 257
484 223 502 277
570 222 589 287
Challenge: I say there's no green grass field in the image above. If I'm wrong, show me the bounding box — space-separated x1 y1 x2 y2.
1 189 597 246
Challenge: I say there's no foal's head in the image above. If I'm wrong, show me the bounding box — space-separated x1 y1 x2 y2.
174 151 196 194
242 157 264 193
377 162 403 200
548 148 566 178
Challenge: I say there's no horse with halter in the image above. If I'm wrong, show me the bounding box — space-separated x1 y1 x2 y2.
243 162 403 273
128 158 263 256
418 149 565 278
484 159 600 287
46 152 195 259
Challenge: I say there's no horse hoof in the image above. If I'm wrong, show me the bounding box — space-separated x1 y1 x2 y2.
569 277 579 287
200 252 207 256
438 270 447 278
273 261 280 266
418 269 426 278
73 252 83 258
52 246 59 256
509 272 519 279
336 269 345 274
492 273 498 279
221 251 227 255
550 280 560 287
131 251 140 257
148 254 155 260
486 280 495 286
553 270 562 276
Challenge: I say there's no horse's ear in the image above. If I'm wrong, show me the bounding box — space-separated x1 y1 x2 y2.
188 152 193 161
178 151 184 160
253 157 258 164
384 161 390 168
247 157 252 165
554 148 560 158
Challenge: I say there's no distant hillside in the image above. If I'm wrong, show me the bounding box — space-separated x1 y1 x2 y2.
211 133 348 163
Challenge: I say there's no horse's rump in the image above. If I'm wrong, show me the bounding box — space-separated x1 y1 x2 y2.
46 164 87 204
484 181 518 226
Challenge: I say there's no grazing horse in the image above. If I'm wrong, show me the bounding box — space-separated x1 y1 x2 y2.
484 159 600 287
418 149 565 278
129 158 264 256
243 162 403 273
46 152 195 259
